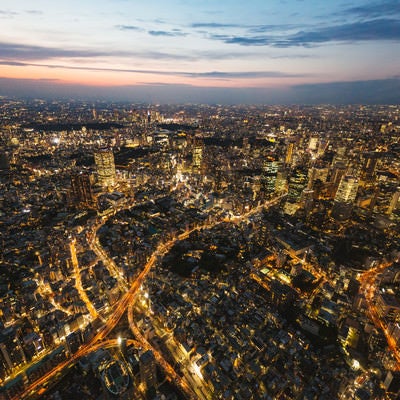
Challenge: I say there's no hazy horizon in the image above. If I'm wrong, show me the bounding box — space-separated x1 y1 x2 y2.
1 0 399 104
1 77 400 105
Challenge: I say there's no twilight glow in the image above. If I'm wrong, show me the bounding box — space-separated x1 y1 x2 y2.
0 0 400 103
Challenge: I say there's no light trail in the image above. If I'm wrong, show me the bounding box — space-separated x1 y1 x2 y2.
358 261 400 369
69 239 100 320
17 192 287 399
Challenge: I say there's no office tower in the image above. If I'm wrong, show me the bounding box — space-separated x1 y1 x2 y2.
373 182 399 216
384 371 400 398
287 167 308 203
139 350 157 390
334 175 359 203
94 149 116 187
275 169 288 194
284 140 295 167
261 159 280 194
307 166 329 190
317 139 329 157
308 137 318 152
70 172 95 208
192 139 203 171
388 189 400 216
332 175 359 220
301 188 314 215
0 330 27 373
362 152 380 182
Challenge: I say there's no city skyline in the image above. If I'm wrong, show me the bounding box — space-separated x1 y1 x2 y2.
1 0 400 103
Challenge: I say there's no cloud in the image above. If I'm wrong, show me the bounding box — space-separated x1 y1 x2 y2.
0 41 278 64
339 0 400 19
248 23 305 33
0 41 196 63
0 61 26 66
187 71 305 78
191 22 242 29
0 10 18 16
137 81 194 87
0 41 123 61
25 10 43 15
210 18 400 47
287 19 400 46
115 24 143 31
148 30 187 37
0 59 305 79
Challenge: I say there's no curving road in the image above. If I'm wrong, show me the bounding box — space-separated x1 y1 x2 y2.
17 193 286 399
358 260 400 369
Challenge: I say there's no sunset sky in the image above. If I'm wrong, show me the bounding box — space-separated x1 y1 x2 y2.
1 0 399 103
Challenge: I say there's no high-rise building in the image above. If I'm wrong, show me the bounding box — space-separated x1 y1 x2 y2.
139 350 157 390
284 140 295 167
361 152 380 182
335 175 359 203
0 329 27 374
70 172 95 208
332 175 359 220
307 166 329 189
287 167 308 203
301 188 314 214
388 188 400 216
261 159 280 194
384 370 400 398
94 149 116 187
275 169 288 194
192 139 203 171
308 137 318 152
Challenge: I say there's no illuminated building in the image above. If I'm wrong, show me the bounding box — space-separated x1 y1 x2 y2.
334 175 359 203
70 172 96 208
139 350 157 390
307 166 329 189
101 359 130 398
301 188 314 214
361 152 385 182
287 167 308 203
331 175 359 220
0 330 26 373
261 160 280 194
384 371 400 398
388 323 400 347
94 149 116 187
284 140 295 167
275 169 288 194
308 137 318 151
376 293 400 321
388 188 400 216
192 140 203 171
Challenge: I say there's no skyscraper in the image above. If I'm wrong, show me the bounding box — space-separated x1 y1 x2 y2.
261 159 280 194
334 175 359 203
139 350 157 390
361 152 380 182
94 149 116 188
192 139 203 171
70 172 95 208
285 140 295 167
332 175 359 220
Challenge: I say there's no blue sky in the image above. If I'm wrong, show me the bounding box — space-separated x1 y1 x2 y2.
0 0 399 103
